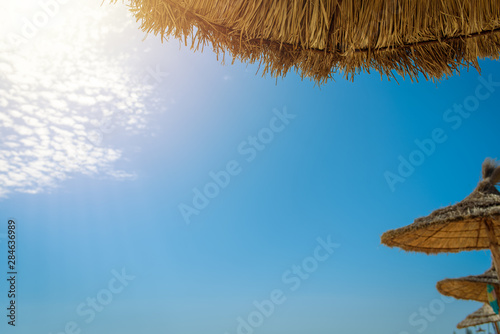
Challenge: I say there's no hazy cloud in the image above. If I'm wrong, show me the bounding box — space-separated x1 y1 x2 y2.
0 0 156 197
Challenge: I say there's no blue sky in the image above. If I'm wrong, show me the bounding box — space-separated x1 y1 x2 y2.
1 1 500 333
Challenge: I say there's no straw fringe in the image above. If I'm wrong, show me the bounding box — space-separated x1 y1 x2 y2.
436 266 499 303
457 304 500 329
116 0 500 83
483 158 500 186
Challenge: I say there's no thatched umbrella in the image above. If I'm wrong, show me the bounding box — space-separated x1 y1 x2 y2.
116 0 500 83
457 304 500 333
437 266 499 303
381 159 500 275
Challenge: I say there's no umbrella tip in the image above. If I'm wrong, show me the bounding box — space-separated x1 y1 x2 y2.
482 158 500 185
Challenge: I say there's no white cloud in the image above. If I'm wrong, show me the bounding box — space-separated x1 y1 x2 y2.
0 0 156 198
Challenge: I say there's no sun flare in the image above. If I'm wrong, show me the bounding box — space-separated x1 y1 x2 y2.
0 0 153 198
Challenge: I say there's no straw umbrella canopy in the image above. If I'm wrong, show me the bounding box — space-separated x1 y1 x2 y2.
437 266 498 303
457 304 500 333
116 0 500 83
381 159 500 276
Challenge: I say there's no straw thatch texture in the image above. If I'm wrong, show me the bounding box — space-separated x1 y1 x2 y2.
437 266 498 303
381 159 500 254
457 304 500 328
118 0 500 83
